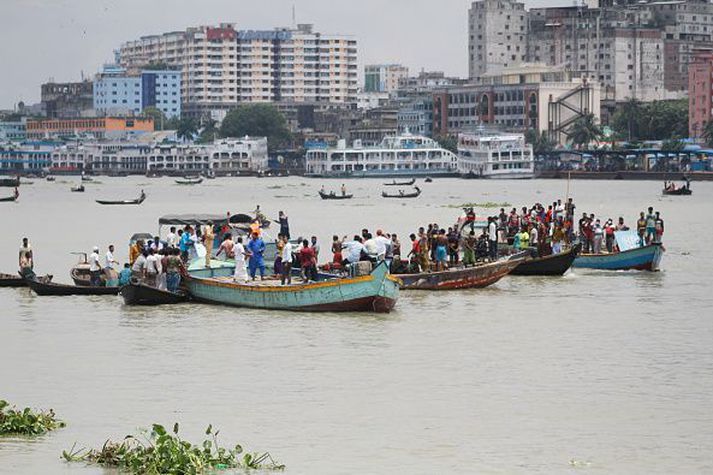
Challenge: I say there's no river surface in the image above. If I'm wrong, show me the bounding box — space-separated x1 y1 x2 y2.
1 177 711 474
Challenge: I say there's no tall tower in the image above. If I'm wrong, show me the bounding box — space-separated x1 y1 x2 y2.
468 0 528 80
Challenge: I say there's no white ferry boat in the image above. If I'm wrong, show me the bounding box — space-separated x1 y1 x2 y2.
305 133 458 178
457 131 535 179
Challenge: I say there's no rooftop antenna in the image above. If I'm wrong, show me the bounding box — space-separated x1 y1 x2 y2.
292 4 296 28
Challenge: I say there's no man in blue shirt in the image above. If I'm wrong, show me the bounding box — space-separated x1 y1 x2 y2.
246 232 266 280
118 263 132 286
179 226 193 262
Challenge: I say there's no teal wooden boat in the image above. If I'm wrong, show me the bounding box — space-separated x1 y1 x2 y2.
573 243 663 271
186 261 400 313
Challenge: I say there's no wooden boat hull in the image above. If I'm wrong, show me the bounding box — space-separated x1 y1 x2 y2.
662 188 692 196
398 258 522 290
572 244 663 271
120 282 189 306
511 244 581 276
319 191 353 200
27 278 120 296
384 179 416 186
381 192 421 199
175 178 203 185
96 194 146 205
186 262 399 313
1 272 27 287
0 195 17 202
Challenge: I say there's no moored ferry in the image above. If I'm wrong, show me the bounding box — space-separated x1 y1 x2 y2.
305 133 458 178
457 131 535 179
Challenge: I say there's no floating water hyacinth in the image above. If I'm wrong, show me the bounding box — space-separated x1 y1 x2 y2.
62 423 285 474
443 201 512 209
0 400 66 436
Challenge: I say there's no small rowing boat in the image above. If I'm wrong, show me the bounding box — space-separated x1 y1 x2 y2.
96 191 146 206
397 257 523 290
381 186 421 199
186 261 399 313
71 185 85 192
0 176 20 187
26 277 120 296
319 191 353 200
0 189 18 202
175 177 203 185
383 178 415 186
573 243 663 271
510 244 581 276
662 187 692 196
120 281 189 306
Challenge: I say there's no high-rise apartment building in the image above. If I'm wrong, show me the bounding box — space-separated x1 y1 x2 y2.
468 0 528 79
40 81 94 118
364 64 409 93
117 23 358 117
688 48 713 138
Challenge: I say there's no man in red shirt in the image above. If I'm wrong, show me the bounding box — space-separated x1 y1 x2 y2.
299 239 318 282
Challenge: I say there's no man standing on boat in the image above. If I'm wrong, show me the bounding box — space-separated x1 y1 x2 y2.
19 237 32 272
104 245 119 271
233 237 249 283
247 232 266 280
89 246 102 287
203 221 215 268
279 211 290 239
488 217 498 261
341 184 346 196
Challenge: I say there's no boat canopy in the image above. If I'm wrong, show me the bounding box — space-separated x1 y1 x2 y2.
158 213 254 227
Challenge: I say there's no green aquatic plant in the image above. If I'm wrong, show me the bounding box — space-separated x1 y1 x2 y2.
443 201 511 209
62 423 285 474
0 400 66 436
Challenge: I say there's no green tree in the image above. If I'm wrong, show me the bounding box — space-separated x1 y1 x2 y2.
525 129 556 156
568 113 603 149
612 97 642 141
435 134 458 154
196 118 219 144
220 104 292 150
612 99 688 141
175 118 198 141
143 107 167 131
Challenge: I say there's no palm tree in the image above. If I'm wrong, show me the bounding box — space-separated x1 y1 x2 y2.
617 97 641 141
568 114 603 150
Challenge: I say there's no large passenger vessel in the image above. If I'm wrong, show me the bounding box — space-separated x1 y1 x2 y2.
457 131 535 179
305 133 458 178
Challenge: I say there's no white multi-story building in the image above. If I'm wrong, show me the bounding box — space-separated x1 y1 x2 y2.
469 0 528 79
117 23 358 117
50 138 268 175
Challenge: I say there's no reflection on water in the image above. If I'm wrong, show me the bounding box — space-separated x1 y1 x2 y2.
1 178 712 474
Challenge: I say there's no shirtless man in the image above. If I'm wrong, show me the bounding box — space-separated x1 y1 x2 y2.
216 233 236 259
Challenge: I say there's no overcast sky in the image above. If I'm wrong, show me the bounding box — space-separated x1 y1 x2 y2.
0 0 570 108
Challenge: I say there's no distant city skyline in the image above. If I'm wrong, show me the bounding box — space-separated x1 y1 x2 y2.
0 0 570 108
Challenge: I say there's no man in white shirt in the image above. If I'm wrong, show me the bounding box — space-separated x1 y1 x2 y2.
233 236 249 283
145 248 161 287
488 217 498 261
280 237 293 285
89 246 102 286
104 244 119 270
342 236 366 265
19 237 33 271
166 227 178 248
374 230 391 262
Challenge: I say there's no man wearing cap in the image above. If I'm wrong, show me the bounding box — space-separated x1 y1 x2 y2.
89 246 102 287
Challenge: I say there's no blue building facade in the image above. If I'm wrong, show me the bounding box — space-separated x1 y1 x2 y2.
94 65 181 119
141 70 181 119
